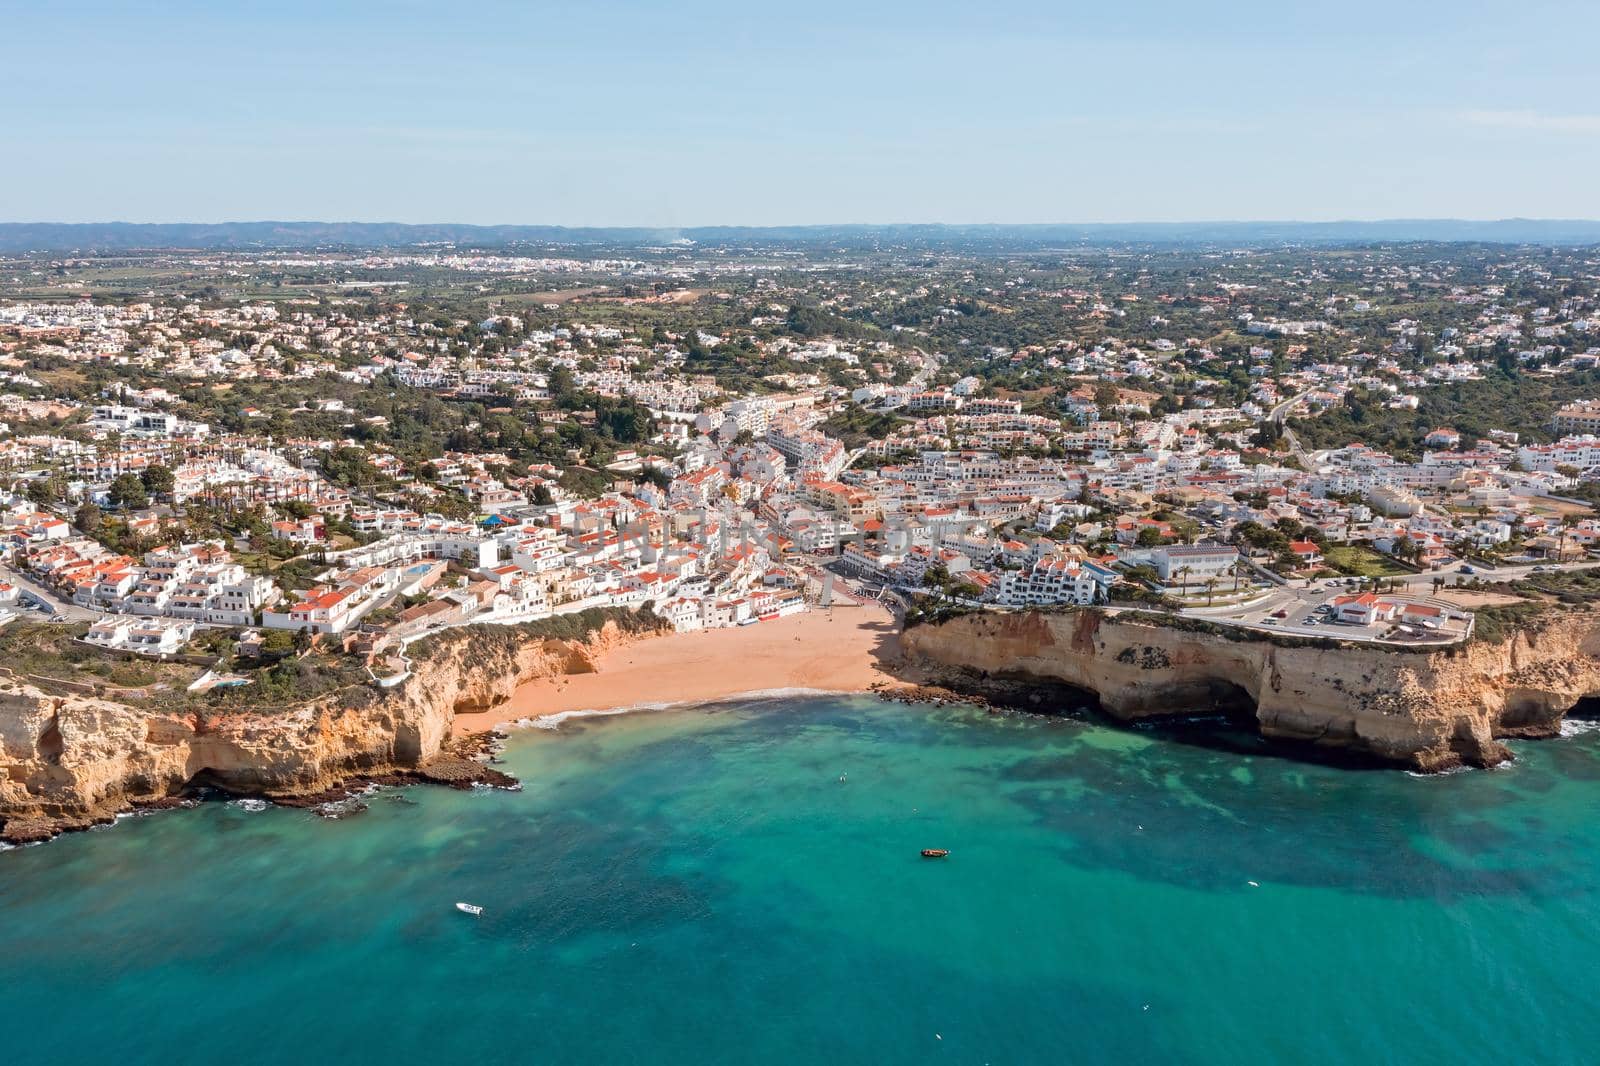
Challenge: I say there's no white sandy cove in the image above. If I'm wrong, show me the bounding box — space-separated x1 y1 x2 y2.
453 603 911 733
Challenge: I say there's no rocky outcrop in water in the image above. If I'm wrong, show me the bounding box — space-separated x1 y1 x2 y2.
900 609 1600 771
0 616 657 843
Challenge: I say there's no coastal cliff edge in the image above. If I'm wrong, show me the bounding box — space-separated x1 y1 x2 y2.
0 617 658 843
900 608 1600 771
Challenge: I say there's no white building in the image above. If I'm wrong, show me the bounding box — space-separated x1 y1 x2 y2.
1150 545 1240 584
992 558 1117 607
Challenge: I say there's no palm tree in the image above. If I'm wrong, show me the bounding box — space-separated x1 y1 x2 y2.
1204 577 1220 605
1176 564 1193 597
1558 514 1579 562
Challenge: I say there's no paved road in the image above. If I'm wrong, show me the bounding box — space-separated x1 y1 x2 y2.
1267 390 1309 423
0 564 102 622
1384 555 1581 585
1268 389 1315 468
907 346 941 392
1189 557 1600 640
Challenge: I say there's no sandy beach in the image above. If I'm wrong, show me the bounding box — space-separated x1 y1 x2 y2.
454 601 909 731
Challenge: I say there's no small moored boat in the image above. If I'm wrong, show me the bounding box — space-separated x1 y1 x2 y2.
920 849 950 859
455 902 484 916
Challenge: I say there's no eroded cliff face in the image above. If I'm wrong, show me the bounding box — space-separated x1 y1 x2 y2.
901 609 1600 771
0 619 651 843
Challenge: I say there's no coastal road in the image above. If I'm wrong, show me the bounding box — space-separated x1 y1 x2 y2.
1402 558 1600 587
1190 557 1600 640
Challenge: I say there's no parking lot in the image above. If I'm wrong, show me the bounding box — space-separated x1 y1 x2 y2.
1183 570 1478 644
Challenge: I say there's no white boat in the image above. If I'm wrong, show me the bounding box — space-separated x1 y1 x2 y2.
455 902 484 916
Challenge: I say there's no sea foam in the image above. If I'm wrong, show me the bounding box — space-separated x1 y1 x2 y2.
510 687 840 731
1406 764 1475 778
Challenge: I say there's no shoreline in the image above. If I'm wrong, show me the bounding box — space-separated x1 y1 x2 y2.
0 605 911 845
16 599 1590 845
453 602 912 734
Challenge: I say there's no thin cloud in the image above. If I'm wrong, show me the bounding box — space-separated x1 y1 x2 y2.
1458 109 1600 133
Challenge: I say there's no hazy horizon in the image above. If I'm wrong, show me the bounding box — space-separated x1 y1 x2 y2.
5 216 1600 227
7 1 1598 226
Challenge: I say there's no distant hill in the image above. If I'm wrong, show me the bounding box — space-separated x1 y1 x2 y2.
3 218 1600 252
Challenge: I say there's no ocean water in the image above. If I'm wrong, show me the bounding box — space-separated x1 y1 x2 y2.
5 696 1600 1066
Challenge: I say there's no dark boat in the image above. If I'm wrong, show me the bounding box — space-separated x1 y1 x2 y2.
920 849 950 859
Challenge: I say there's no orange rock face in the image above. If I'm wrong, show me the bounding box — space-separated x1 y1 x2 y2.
901 609 1600 771
0 619 655 842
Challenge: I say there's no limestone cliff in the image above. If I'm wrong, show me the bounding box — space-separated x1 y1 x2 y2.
900 609 1600 771
0 617 655 843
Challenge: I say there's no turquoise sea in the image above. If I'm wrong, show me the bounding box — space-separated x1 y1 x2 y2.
4 695 1600 1066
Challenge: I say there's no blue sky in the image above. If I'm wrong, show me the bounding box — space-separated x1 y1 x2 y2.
4 0 1598 225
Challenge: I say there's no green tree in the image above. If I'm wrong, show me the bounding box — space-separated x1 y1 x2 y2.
636 467 671 492
108 473 149 510
141 464 176 500
74 502 102 533
261 629 297 655
24 478 56 506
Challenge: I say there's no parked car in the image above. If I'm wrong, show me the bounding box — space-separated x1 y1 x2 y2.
1460 565 1476 575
